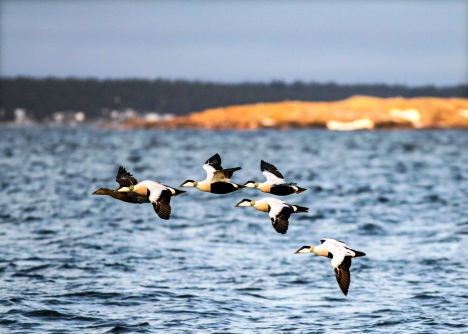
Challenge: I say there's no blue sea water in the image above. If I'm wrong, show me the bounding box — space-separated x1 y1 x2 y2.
0 126 467 333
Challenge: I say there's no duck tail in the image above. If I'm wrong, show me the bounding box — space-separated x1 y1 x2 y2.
172 188 187 196
295 186 307 194
293 205 309 213
351 249 366 257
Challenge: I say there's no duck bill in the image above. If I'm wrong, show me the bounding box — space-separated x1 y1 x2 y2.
294 246 312 254
235 199 252 207
92 188 108 195
243 181 257 188
180 180 196 187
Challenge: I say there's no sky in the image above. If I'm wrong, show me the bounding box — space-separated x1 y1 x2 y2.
1 1 466 86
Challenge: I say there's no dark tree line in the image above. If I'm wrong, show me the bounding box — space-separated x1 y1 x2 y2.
0 77 466 122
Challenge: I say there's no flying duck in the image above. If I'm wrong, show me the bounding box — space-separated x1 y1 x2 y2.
243 160 306 196
118 180 185 220
92 166 150 204
180 153 244 194
295 238 366 296
235 197 308 234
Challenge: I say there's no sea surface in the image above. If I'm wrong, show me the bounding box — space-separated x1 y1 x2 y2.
0 126 467 333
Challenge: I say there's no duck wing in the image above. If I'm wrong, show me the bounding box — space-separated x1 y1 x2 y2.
203 154 241 182
203 155 223 181
268 201 293 234
321 238 347 247
152 189 172 220
261 160 285 184
205 153 223 169
272 210 291 234
116 166 139 187
332 254 352 296
146 183 172 220
211 167 241 182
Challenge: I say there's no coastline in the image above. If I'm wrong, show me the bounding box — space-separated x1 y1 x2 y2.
119 96 468 130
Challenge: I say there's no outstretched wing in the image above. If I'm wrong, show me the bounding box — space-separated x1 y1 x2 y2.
261 160 285 184
268 202 293 234
205 153 222 169
321 238 347 247
146 184 172 220
203 154 241 182
272 212 290 234
211 167 241 182
152 189 172 220
116 166 138 187
332 255 352 296
203 153 223 181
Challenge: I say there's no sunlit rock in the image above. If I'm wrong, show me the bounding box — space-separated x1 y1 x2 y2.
326 118 375 131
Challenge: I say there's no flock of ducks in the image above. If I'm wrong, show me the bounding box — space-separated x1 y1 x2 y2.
93 153 365 296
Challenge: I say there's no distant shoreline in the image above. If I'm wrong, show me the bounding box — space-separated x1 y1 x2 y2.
1 77 466 124
119 96 468 131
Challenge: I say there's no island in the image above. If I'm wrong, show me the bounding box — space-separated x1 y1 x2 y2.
120 96 468 130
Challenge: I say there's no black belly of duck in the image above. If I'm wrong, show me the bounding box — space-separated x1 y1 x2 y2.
125 192 151 203
210 182 240 194
270 185 296 196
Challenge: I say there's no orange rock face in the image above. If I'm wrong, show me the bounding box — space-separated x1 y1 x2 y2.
121 96 468 130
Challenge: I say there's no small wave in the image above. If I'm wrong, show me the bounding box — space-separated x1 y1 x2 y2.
130 218 146 224
374 319 405 327
176 294 198 299
442 322 468 328
106 322 152 334
306 213 325 220
32 229 56 235
419 258 449 266
23 309 99 322
372 308 397 314
11 273 46 280
234 287 263 292
357 223 387 236
410 293 441 300
0 319 17 326
377 196 390 203
288 278 309 285
62 291 123 300
23 216 43 222
321 296 346 303
0 213 12 220
422 194 448 204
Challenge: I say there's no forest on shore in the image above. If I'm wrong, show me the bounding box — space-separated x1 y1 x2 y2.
0 77 467 122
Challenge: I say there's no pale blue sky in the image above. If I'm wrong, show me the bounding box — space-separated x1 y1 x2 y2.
1 1 466 86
